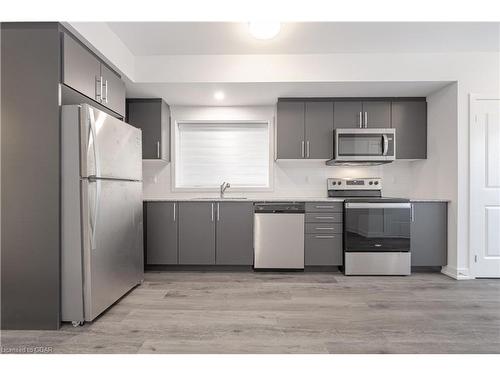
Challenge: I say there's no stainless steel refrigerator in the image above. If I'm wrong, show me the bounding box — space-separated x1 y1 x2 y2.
61 104 143 326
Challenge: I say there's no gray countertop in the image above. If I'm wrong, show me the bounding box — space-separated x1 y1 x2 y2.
144 197 450 203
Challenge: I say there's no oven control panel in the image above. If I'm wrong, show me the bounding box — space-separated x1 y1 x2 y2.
327 177 382 191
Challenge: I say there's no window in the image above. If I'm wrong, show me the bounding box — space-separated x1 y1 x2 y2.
175 121 271 189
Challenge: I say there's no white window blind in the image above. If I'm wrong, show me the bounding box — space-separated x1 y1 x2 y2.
176 122 270 188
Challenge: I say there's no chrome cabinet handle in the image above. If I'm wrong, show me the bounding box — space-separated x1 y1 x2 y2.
315 216 335 219
315 235 335 238
217 203 220 221
364 111 368 128
95 76 102 101
104 80 108 103
211 203 214 222
173 202 176 222
316 227 334 230
359 112 362 128
156 141 160 158
315 205 335 209
411 204 415 222
301 141 305 158
306 141 310 158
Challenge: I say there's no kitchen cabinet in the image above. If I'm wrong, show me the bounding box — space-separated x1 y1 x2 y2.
276 100 334 159
276 101 305 159
392 101 427 159
305 202 343 266
410 202 447 266
215 202 254 265
304 101 334 159
334 101 391 128
178 202 216 265
126 99 171 161
145 202 178 265
62 32 126 117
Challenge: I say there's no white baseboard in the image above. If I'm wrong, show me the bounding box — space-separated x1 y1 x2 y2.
441 265 475 280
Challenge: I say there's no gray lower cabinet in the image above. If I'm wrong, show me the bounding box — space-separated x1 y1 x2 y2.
145 202 178 265
276 101 305 159
126 99 170 161
305 202 343 266
305 101 334 159
215 202 254 265
305 234 343 266
101 64 126 117
392 101 427 159
178 202 216 265
411 202 447 266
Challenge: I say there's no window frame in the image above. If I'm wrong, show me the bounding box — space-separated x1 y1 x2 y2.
171 119 274 192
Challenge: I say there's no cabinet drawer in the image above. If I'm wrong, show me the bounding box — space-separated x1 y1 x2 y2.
305 202 343 212
305 234 343 266
305 212 343 223
305 223 343 234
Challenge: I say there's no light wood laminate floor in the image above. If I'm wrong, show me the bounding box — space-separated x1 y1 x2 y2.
1 271 500 354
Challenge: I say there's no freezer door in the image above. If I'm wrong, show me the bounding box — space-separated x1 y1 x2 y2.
80 104 142 180
82 179 143 321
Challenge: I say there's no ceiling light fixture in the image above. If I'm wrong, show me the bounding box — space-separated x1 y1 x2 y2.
248 22 281 40
214 91 225 101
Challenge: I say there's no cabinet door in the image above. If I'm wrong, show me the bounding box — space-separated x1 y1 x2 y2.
101 64 126 117
62 33 101 101
333 101 363 128
216 202 254 265
392 101 427 159
276 101 305 159
160 101 171 162
362 101 391 128
145 202 178 265
305 234 343 266
411 202 447 266
305 101 334 159
126 100 162 159
178 202 216 265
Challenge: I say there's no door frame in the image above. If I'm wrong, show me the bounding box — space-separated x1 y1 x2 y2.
469 93 500 278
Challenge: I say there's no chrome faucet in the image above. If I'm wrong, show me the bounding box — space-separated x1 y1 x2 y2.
220 182 231 198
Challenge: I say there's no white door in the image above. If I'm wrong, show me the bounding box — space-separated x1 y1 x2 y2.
470 95 500 277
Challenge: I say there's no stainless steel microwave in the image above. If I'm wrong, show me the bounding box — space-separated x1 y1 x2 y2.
326 128 396 166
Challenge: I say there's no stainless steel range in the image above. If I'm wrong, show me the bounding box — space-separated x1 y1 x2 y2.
328 178 411 276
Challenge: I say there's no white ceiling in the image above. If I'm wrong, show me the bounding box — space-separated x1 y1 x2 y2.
108 22 500 56
125 81 451 106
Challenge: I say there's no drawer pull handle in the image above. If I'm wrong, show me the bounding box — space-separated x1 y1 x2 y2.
315 216 335 219
316 227 334 230
315 235 335 238
315 205 335 208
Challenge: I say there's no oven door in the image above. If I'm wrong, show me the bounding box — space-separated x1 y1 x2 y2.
335 128 395 162
344 202 411 252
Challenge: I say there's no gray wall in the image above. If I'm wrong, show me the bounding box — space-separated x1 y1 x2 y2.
1 23 61 329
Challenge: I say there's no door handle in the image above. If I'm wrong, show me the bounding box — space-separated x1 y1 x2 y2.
173 202 176 222
217 203 220 221
411 204 415 222
301 141 305 158
156 141 160 158
315 235 335 239
382 134 389 156
315 216 335 219
316 227 334 230
211 203 214 222
359 112 362 128
89 178 100 250
364 112 368 128
103 79 108 104
306 141 310 158
95 76 102 102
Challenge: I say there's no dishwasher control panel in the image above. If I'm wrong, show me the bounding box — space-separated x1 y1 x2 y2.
254 202 305 213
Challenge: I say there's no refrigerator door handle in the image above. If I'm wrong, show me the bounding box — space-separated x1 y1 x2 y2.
89 178 101 250
88 107 100 177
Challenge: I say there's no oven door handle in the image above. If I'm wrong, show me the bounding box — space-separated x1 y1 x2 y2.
345 202 411 209
382 134 389 156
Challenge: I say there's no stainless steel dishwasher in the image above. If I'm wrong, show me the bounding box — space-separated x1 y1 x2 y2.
254 202 305 270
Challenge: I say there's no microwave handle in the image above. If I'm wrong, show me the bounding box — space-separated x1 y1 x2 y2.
382 134 389 156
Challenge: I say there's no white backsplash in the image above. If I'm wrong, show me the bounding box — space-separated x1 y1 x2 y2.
142 159 415 199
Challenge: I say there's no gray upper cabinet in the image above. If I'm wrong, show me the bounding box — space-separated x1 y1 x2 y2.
362 101 391 128
392 101 427 159
305 101 334 159
178 202 216 265
276 101 305 159
145 202 178 265
62 32 125 117
63 33 101 101
333 101 363 128
411 202 447 267
334 101 391 128
126 99 170 161
215 202 254 265
101 64 126 117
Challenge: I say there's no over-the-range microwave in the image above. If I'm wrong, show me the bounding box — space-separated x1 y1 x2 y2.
326 128 396 166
